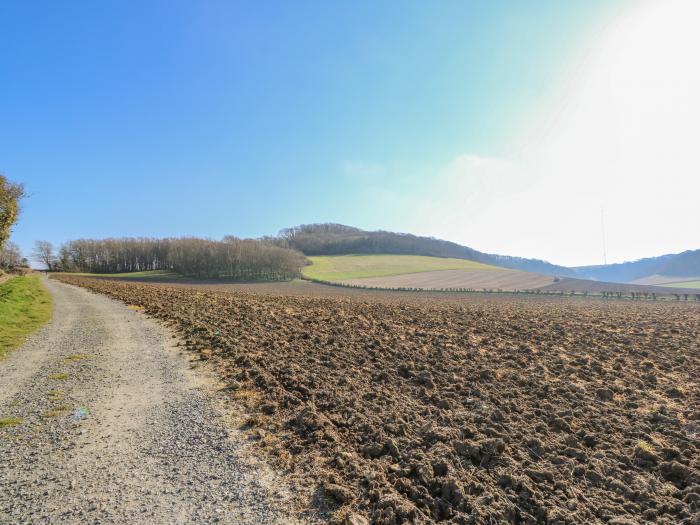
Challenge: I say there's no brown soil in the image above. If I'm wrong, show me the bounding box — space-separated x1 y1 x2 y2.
541 277 700 296
54 275 700 525
339 269 554 291
93 273 700 299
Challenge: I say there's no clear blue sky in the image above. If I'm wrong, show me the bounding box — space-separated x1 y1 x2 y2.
3 1 646 265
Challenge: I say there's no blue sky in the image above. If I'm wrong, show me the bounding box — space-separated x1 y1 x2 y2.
8 0 695 267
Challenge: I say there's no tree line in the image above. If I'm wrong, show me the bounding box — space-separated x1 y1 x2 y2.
49 237 305 280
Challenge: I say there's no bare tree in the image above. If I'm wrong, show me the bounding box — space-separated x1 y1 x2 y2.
0 241 23 269
0 175 26 251
32 240 55 271
58 236 304 280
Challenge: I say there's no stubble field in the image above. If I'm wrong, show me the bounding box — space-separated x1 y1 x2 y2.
53 275 700 525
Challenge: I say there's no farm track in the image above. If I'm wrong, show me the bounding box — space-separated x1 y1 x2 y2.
0 277 300 524
53 275 700 525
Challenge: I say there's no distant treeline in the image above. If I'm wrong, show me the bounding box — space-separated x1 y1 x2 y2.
57 237 305 280
275 223 577 277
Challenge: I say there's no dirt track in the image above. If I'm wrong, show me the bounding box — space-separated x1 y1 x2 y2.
0 277 300 524
54 275 700 525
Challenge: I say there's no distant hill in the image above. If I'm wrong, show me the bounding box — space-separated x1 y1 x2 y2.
573 249 700 283
273 223 699 284
276 224 577 277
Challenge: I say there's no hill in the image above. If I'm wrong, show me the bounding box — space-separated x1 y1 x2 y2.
574 249 700 283
278 224 576 277
278 224 699 284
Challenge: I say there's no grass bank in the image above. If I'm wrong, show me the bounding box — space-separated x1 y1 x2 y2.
301 254 503 281
0 275 53 359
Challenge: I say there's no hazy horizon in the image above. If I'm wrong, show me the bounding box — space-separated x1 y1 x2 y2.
2 0 698 267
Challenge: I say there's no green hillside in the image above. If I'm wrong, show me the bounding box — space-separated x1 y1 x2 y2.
301 254 504 281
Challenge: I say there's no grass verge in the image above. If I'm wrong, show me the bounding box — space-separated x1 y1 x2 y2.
0 275 52 359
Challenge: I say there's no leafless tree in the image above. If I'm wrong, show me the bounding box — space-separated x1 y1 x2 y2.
57 236 305 280
0 241 23 269
32 240 56 271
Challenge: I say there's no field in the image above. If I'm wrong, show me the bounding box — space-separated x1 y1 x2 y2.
64 269 182 280
302 255 504 281
54 274 700 524
0 275 53 358
541 278 700 297
301 255 700 295
340 269 554 291
661 280 700 290
59 257 700 297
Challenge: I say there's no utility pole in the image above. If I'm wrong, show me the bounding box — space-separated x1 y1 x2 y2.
601 206 607 265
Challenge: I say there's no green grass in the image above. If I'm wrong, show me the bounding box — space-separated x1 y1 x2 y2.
0 275 53 359
62 269 182 280
43 405 70 419
659 280 700 289
0 416 22 428
301 254 505 281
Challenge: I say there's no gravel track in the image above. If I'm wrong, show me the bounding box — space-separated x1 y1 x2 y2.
0 277 299 524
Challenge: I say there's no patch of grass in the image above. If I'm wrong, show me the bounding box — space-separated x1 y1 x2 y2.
47 390 64 401
0 416 22 428
43 405 70 418
61 270 182 280
636 439 654 453
65 353 92 361
48 373 68 380
0 275 53 359
659 280 700 289
302 254 505 282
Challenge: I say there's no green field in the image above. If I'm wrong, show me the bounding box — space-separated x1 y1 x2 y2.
301 254 504 281
660 280 700 289
63 270 182 280
0 275 53 359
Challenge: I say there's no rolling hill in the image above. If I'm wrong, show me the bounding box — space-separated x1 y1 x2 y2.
278 223 699 285
573 249 700 283
278 223 576 277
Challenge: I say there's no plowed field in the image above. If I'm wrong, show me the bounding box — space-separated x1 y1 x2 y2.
53 275 700 525
339 269 554 291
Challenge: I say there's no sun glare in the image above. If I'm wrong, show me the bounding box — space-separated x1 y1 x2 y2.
511 0 700 264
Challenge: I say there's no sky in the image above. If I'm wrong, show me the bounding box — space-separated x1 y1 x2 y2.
2 0 698 267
